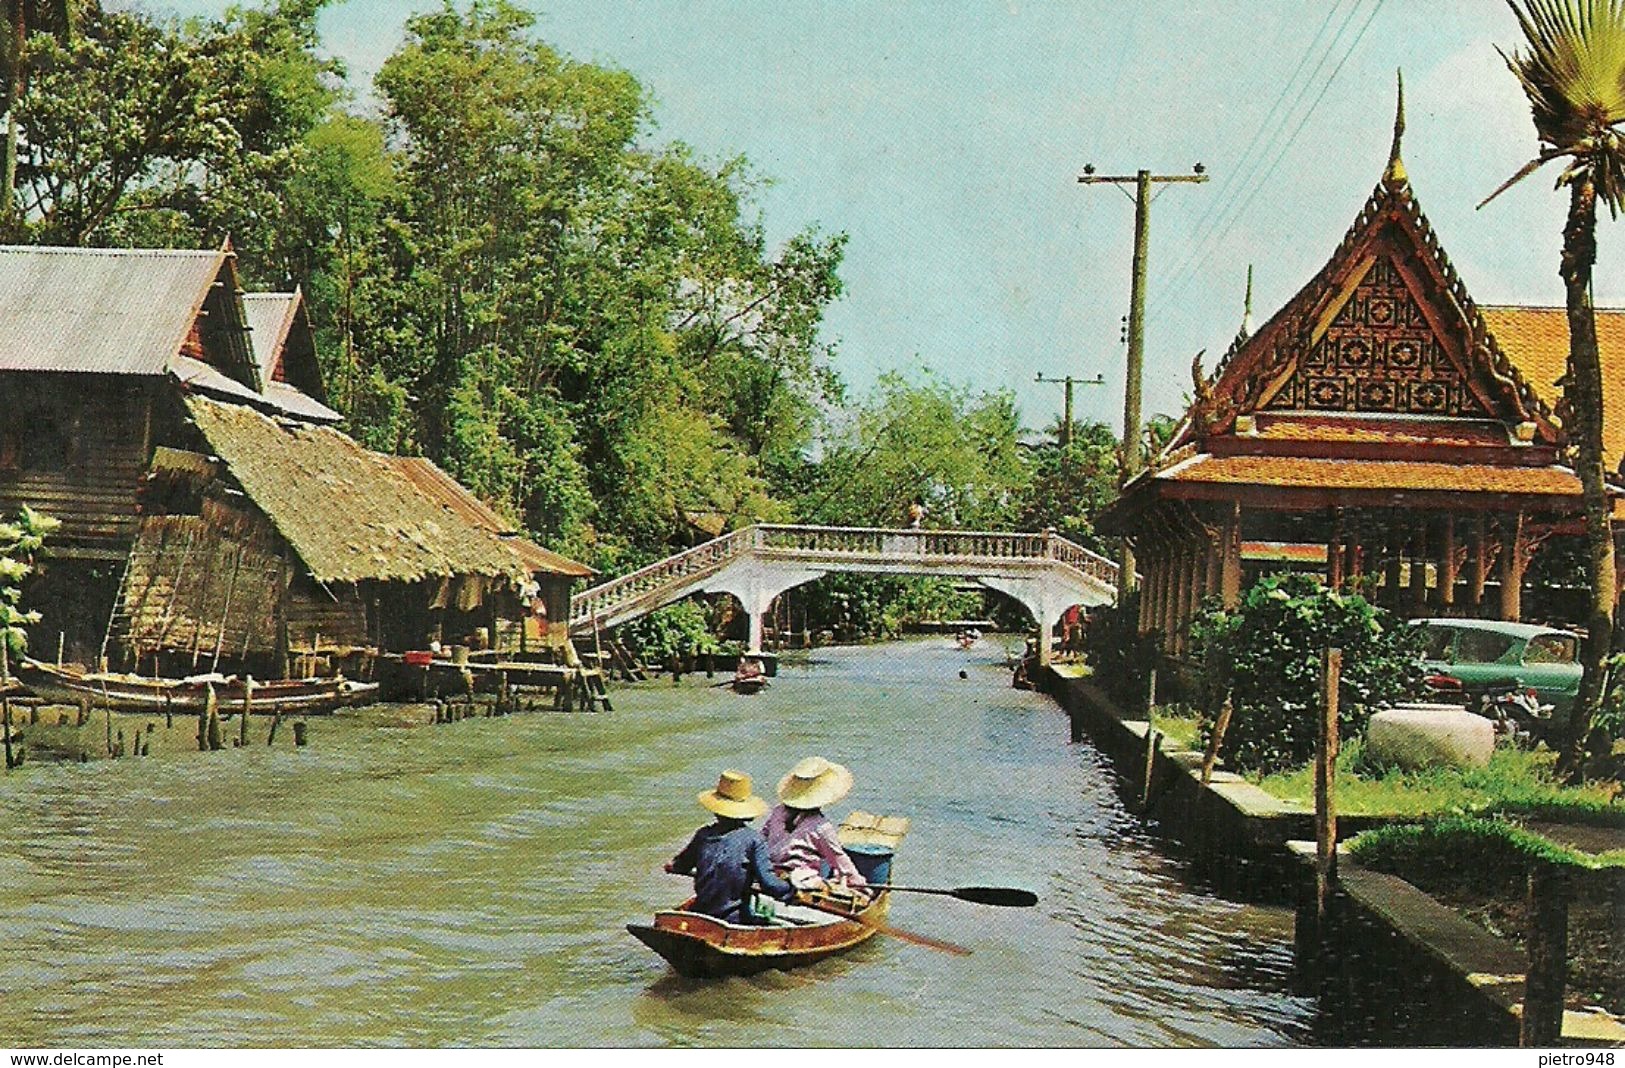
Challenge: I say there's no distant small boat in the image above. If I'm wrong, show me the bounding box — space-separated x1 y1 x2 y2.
14 659 378 715
628 811 908 979
731 674 769 695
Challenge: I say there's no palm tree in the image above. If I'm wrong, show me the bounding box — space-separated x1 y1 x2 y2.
1487 0 1625 779
0 0 73 224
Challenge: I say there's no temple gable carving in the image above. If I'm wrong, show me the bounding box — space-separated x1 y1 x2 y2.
1261 257 1487 417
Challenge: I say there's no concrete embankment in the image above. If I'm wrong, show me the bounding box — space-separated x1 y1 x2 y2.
1042 665 1625 1047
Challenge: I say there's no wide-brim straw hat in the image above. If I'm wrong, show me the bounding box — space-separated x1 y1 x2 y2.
777 756 853 810
698 769 768 819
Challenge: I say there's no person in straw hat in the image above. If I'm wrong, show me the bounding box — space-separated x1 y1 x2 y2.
665 770 794 925
764 757 869 896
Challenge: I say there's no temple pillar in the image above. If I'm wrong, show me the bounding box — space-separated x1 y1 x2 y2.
1499 511 1527 622
1469 514 1490 611
1328 508 1346 590
1438 515 1459 609
1409 518 1428 612
1385 519 1405 609
1140 547 1157 635
1220 502 1243 609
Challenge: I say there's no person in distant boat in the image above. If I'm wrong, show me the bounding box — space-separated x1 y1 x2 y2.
665 770 794 925
736 655 765 680
765 757 869 897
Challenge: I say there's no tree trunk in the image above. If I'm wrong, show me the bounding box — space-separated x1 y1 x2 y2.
1 2 25 227
1557 176 1616 783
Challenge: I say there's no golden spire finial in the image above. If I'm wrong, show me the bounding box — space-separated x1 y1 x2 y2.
1384 69 1407 187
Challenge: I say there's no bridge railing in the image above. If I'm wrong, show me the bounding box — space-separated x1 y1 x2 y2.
757 524 1120 586
570 524 1123 629
757 524 1050 559
569 526 754 626
1044 534 1121 588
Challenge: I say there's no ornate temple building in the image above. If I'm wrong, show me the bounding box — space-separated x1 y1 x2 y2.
1100 92 1624 651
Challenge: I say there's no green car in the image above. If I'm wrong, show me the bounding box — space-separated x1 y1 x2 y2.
1411 618 1582 719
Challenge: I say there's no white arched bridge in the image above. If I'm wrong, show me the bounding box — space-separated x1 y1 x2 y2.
568 525 1120 665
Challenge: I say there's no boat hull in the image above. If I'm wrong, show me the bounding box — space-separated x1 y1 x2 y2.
627 893 889 979
14 660 379 715
730 677 767 695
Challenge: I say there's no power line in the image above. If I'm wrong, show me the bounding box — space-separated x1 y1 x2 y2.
1160 0 1351 286
1151 0 1385 316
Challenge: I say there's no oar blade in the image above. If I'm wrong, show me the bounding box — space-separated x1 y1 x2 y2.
953 886 1038 907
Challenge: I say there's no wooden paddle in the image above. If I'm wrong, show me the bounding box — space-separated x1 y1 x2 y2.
793 895 971 956
879 884 1038 908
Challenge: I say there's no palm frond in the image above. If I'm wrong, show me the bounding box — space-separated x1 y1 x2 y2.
1504 0 1625 210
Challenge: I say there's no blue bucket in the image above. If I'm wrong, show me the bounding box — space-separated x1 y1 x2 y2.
845 843 893 889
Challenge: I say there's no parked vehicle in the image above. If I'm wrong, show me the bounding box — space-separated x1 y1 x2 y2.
1411 618 1580 726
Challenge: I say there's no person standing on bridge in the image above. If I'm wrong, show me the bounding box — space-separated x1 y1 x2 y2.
765 757 869 897
665 770 794 925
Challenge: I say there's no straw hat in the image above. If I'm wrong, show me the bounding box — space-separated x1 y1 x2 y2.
698 769 769 820
777 756 854 810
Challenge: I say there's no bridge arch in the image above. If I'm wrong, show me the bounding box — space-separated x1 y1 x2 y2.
569 525 1120 665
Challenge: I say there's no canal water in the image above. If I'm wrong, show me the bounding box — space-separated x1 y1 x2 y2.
0 638 1312 1047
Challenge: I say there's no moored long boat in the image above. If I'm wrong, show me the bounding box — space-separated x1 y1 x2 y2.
628 810 909 979
14 658 379 714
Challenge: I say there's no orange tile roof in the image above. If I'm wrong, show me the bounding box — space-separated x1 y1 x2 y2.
1481 305 1625 466
1248 414 1510 448
1158 454 1583 496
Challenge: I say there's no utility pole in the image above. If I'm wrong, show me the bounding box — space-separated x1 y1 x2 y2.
1077 163 1208 600
1034 371 1104 474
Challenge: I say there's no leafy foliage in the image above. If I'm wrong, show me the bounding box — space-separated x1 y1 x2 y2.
1014 419 1119 553
1190 573 1425 775
801 371 1026 529
1082 592 1159 711
620 600 725 663
0 506 57 662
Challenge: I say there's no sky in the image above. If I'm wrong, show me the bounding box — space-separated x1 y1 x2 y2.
142 0 1625 438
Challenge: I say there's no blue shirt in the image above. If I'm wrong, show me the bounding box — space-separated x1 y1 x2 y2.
670 819 794 924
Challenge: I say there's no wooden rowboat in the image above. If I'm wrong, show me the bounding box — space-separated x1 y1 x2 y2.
14 659 379 715
730 674 768 695
628 811 908 979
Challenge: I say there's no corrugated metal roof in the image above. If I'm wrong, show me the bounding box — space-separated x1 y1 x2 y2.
241 292 296 384
386 456 595 577
0 246 226 374
186 396 532 585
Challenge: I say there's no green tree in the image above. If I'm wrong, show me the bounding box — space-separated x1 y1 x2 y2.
356 2 842 561
0 0 73 222
1015 418 1120 552
803 371 1026 528
0 505 57 661
5 0 335 246
1491 0 1625 779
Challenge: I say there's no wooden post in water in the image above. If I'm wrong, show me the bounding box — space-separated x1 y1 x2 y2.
1521 861 1570 1046
238 678 253 747
105 705 113 757
293 720 307 747
1315 648 1342 931
1200 690 1234 787
267 712 282 746
1139 728 1160 809
56 631 63 668
205 682 222 751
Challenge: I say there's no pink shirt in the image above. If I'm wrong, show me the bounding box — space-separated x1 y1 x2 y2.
762 804 866 886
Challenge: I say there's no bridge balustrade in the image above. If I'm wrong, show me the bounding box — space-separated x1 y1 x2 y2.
568 523 1121 633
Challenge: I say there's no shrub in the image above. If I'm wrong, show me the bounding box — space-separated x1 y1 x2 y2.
1082 591 1159 711
621 599 722 663
1190 572 1424 775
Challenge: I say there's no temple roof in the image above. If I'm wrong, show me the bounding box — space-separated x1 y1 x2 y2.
1479 305 1625 468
